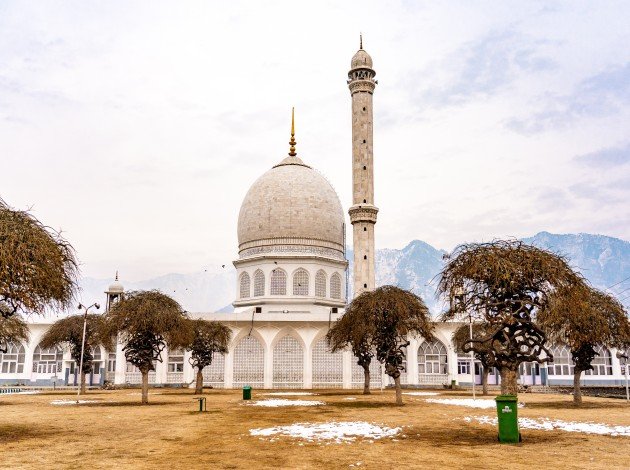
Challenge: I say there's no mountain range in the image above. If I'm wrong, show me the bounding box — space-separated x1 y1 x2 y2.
76 232 630 315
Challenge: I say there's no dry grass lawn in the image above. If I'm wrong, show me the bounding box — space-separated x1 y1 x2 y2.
1 388 629 469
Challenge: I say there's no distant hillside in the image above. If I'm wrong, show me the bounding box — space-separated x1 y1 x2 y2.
77 232 630 315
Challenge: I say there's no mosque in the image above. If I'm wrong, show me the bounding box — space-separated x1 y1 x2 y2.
1 41 626 390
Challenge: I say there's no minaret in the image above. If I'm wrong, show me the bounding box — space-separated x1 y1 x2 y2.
348 35 378 297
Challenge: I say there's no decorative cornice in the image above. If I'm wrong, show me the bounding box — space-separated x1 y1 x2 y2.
348 79 376 95
238 237 344 253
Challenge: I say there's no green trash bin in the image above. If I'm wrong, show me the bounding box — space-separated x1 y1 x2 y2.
242 386 252 400
495 395 521 443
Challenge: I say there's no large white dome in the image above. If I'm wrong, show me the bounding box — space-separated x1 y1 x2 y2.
237 155 345 259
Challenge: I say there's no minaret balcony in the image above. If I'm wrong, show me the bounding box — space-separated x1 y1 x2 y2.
348 204 379 224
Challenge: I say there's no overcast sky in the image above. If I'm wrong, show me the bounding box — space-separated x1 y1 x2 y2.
2 1 629 281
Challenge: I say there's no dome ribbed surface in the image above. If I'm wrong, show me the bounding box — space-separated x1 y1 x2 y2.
237 160 344 252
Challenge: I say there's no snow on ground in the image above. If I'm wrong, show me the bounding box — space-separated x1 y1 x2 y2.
426 398 524 409
403 392 439 396
0 391 40 396
265 392 318 396
464 416 630 437
343 397 357 400
249 399 324 407
50 399 98 405
250 421 401 443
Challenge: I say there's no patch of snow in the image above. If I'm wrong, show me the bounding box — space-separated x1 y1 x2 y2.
463 415 630 437
343 397 358 400
50 399 98 405
249 399 324 407
403 392 439 396
0 390 40 395
427 398 524 409
265 392 318 396
250 421 401 443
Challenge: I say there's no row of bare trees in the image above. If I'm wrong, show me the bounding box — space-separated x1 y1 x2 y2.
2 197 629 407
328 240 630 406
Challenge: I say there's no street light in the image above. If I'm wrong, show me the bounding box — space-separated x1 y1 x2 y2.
454 285 475 400
616 351 629 401
76 302 100 402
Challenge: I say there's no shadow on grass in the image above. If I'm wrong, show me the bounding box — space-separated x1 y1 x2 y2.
326 401 404 409
524 400 630 410
83 401 181 407
405 424 567 448
0 424 59 443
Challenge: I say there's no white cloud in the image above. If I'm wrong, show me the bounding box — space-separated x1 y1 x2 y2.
1 1 629 280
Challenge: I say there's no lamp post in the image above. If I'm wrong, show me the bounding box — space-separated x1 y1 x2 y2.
454 285 475 399
616 351 629 401
76 302 100 402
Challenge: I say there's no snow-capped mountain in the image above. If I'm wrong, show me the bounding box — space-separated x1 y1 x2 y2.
77 232 629 315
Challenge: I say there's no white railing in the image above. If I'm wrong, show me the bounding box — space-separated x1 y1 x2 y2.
125 372 156 384
418 374 449 385
166 372 184 383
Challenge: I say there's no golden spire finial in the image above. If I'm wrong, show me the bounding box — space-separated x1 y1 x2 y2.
360 32 363 50
288 107 297 157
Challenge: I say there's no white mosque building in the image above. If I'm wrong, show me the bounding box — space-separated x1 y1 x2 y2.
1 42 627 390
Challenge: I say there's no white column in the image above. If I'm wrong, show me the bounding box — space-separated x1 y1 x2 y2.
114 340 126 385
224 349 234 389
304 340 313 389
264 345 273 389
407 337 419 385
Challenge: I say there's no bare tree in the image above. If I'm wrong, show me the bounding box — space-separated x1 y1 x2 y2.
0 198 79 318
185 319 231 395
439 240 585 395
40 314 111 394
369 286 434 405
452 323 494 395
105 290 191 404
0 309 29 353
538 285 630 405
326 303 377 395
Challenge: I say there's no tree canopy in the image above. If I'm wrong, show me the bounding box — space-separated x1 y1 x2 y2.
105 290 190 403
40 313 111 393
0 311 29 353
0 198 79 318
438 239 586 395
328 285 434 403
185 319 231 394
538 285 630 404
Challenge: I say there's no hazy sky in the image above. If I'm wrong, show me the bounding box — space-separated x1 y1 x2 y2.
2 1 629 281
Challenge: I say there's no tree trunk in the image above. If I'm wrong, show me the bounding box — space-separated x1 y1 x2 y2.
394 375 403 406
195 369 203 395
573 369 583 406
500 368 518 395
141 370 149 404
80 372 87 395
482 367 489 396
362 364 371 395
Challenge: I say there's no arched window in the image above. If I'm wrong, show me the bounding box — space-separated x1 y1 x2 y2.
239 272 251 299
253 269 265 297
293 269 309 296
330 273 342 299
273 335 303 388
315 270 327 297
418 340 448 375
585 346 613 376
270 269 287 295
0 342 25 374
233 335 264 387
33 345 63 374
547 345 574 376
312 337 343 388
92 347 102 373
